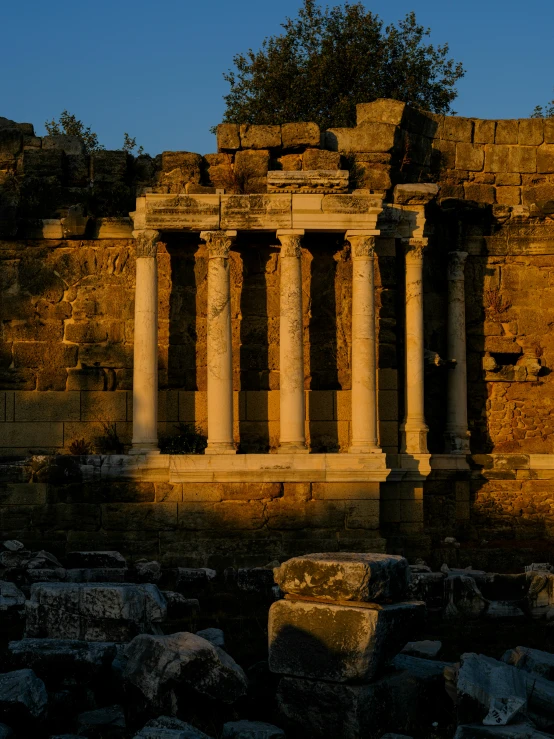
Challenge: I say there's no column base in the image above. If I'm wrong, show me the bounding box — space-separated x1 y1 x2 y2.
129 443 159 456
278 442 309 454
348 444 381 454
400 424 429 455
205 443 236 455
444 430 471 454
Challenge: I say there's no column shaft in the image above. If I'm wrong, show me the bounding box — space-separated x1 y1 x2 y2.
131 229 160 454
201 230 237 454
277 230 307 452
400 239 429 454
445 251 470 453
347 232 380 453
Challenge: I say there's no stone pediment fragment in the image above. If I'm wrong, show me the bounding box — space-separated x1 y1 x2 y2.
267 170 349 193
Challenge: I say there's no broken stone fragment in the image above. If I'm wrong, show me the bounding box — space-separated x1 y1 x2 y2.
0 669 48 722
2 541 24 552
25 582 166 642
401 640 442 659
0 582 25 612
268 598 425 682
77 704 126 737
134 560 162 583
65 551 127 569
123 632 248 709
133 715 212 738
221 720 285 738
8 639 118 682
502 646 554 681
273 553 411 602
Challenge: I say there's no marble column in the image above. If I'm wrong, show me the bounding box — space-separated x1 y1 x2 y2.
201 230 237 454
445 250 471 453
130 229 160 454
400 238 429 454
276 229 308 453
346 231 380 453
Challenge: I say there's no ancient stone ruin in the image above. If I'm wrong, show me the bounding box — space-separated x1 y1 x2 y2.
2 99 554 736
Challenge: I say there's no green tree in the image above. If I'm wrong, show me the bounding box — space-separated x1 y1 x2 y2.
45 111 144 154
220 1 465 130
531 99 554 118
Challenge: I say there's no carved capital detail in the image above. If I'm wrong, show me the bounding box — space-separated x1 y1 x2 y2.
347 234 376 258
403 238 428 263
200 230 237 259
447 250 468 281
277 233 303 258
133 229 160 258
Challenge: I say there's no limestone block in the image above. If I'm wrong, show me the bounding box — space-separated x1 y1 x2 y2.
519 118 544 146
274 552 411 602
221 194 291 229
356 99 406 126
325 122 399 153
393 183 438 204
20 149 64 177
281 122 320 149
456 143 484 171
268 598 424 681
25 582 166 641
0 483 47 505
66 153 90 186
0 422 63 448
78 344 133 369
268 170 348 193
77 705 126 736
91 150 128 182
379 389 399 420
93 217 134 238
484 145 510 173
217 124 240 151
0 127 23 159
311 483 379 500
240 124 281 149
495 120 519 144
42 135 85 155
234 148 270 177
102 503 178 531
265 500 345 530
13 342 77 368
496 187 521 205
496 173 521 185
278 153 303 171
161 151 202 177
523 183 554 204
66 368 105 391
537 145 554 173
292 193 381 230
442 117 473 142
508 146 537 173
0 581 25 612
79 390 126 421
143 193 220 230
431 138 456 169
302 148 340 170
474 120 496 144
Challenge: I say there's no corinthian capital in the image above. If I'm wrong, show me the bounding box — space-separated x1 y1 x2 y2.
276 229 304 258
200 230 237 259
133 229 160 258
403 238 428 263
447 251 468 281
345 231 376 258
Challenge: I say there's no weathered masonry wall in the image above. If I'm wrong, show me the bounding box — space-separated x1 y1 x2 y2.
3 101 554 568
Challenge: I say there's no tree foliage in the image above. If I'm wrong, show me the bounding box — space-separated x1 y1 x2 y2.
531 99 554 118
45 110 144 154
220 1 465 129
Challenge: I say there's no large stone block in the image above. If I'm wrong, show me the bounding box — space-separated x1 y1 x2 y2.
274 552 410 602
508 146 537 173
0 669 47 722
8 639 118 681
281 122 320 149
456 143 484 171
0 127 23 159
0 422 63 448
240 124 281 149
42 135 86 155
217 124 240 152
496 120 519 144
13 342 77 369
325 123 399 153
519 118 544 146
19 148 63 177
537 144 554 173
14 391 80 421
302 148 340 170
25 582 166 641
474 120 496 144
356 99 406 126
442 117 473 142
484 145 510 173
90 150 128 182
268 597 424 682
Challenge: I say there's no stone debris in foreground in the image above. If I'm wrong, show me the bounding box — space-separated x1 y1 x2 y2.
0 669 48 722
401 639 442 659
65 551 127 569
77 704 126 737
0 582 25 612
273 553 411 603
502 645 554 681
25 582 166 641
196 627 225 649
123 632 248 709
133 715 212 738
222 720 285 738
8 639 118 680
268 597 425 682
454 725 552 738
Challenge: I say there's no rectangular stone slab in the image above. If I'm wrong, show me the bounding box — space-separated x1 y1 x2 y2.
273 552 411 602
268 597 425 682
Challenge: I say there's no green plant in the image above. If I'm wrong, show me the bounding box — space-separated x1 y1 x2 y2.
218 1 464 130
68 438 92 455
159 423 208 454
45 110 104 154
95 421 124 454
122 132 144 155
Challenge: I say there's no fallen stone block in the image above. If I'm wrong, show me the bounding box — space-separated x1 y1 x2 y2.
273 553 411 603
26 549 62 569
502 646 554 680
196 628 225 649
408 571 446 609
133 715 212 738
0 669 48 723
222 720 285 738
65 551 127 569
236 567 276 595
269 597 425 682
163 591 200 620
175 567 217 594
64 568 127 583
0 582 24 612
123 632 247 710
25 568 66 583
8 639 118 682
391 654 453 679
0 549 30 569
77 704 126 738
2 541 25 552
401 640 442 659
134 560 161 583
25 582 166 641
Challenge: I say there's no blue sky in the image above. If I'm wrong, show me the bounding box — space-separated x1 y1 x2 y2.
1 0 552 155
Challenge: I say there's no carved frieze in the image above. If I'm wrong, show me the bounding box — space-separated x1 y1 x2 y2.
221 194 291 230
267 170 349 194
144 194 219 230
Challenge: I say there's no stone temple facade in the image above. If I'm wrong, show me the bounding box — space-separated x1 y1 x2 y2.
2 99 554 568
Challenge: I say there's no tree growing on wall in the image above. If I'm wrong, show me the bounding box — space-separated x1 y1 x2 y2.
220 0 465 129
45 110 143 154
531 98 554 118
